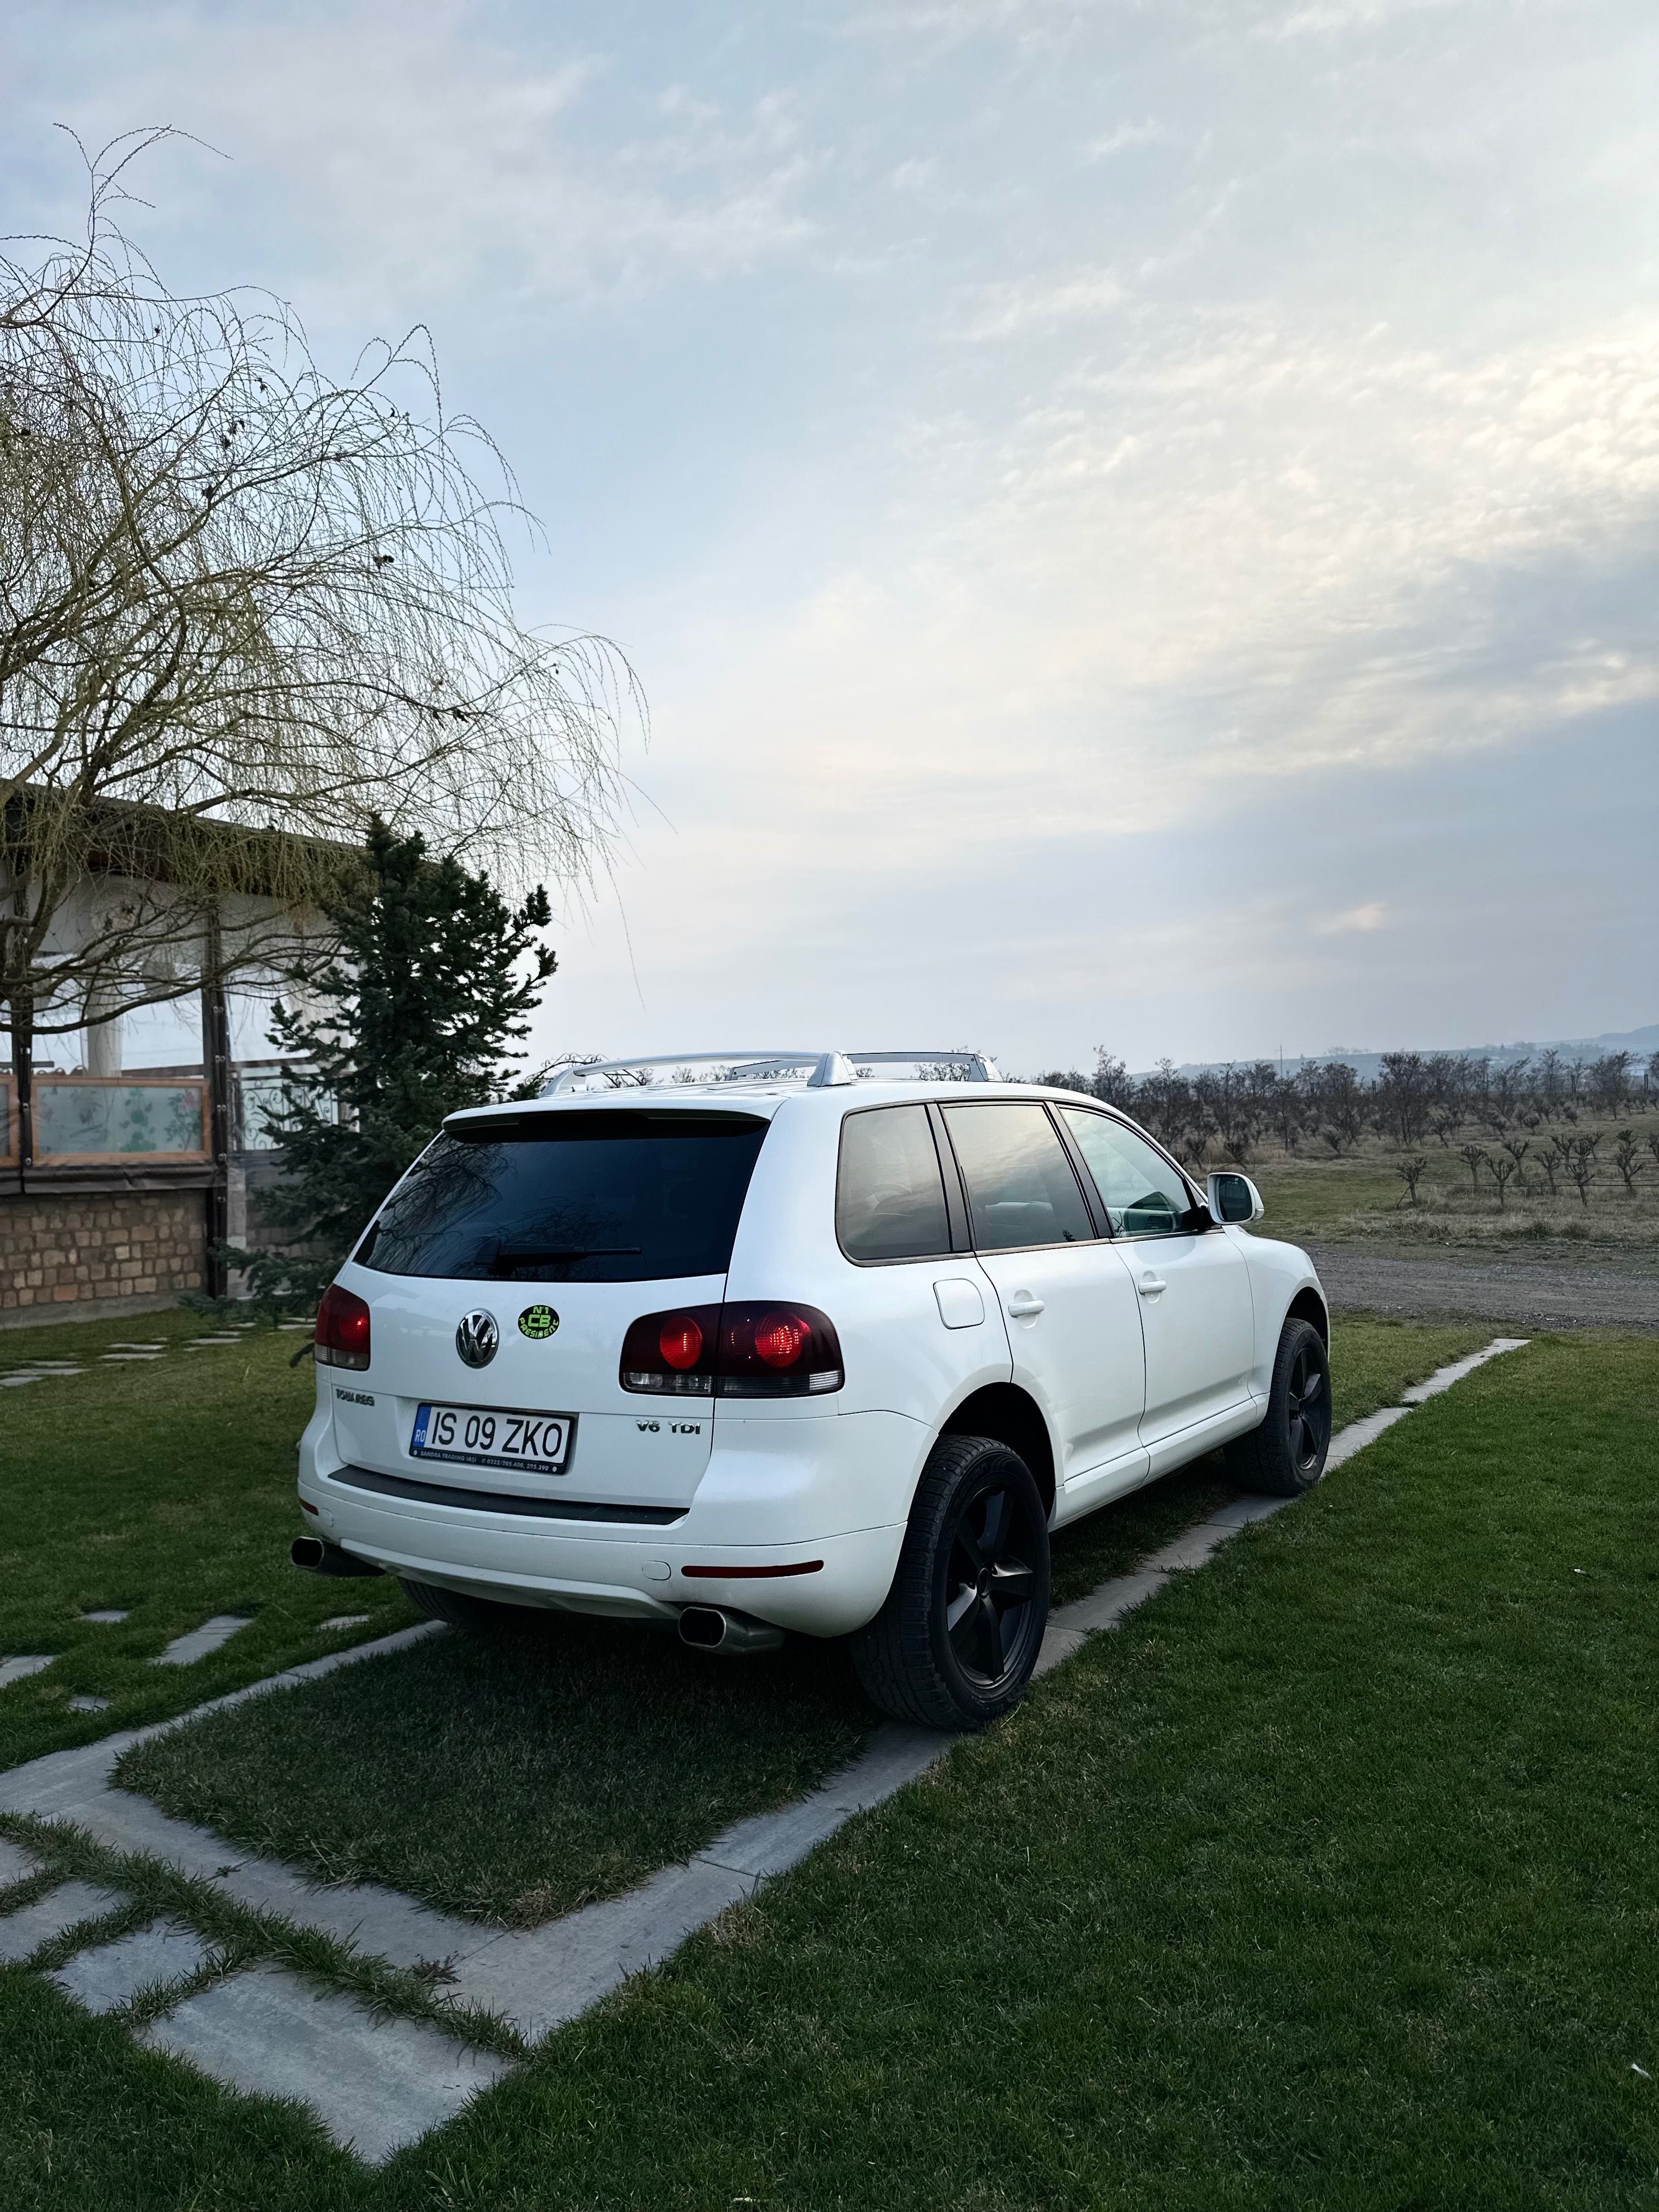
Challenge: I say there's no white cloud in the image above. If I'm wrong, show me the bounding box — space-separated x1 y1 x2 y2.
958 267 1129 339
1087 120 1168 158
20 1 818 321
1317 902 1387 934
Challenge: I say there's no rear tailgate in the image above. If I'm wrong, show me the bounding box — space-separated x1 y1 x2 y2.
318 1099 772 1513
326 1267 721 1510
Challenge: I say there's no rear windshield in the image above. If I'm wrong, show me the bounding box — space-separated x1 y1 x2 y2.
353 1111 769 1284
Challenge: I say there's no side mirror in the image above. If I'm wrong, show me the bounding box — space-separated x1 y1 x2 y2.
1207 1170 1264 1225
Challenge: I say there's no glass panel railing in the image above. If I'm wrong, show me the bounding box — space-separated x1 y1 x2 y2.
33 1076 210 1161
234 1065 335 1150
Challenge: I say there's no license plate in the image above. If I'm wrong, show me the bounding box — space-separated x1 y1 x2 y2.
410 1403 573 1475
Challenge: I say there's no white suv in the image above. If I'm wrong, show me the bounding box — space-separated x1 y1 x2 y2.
295 1051 1331 1728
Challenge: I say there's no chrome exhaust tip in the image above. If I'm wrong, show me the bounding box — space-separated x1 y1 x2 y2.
678 1604 785 1655
290 1536 383 1579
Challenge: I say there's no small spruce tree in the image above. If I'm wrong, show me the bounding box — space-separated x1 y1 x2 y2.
229 819 556 1307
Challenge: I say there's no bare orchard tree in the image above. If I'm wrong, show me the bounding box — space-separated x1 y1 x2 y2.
1394 1154 1427 1206
1611 1129 1645 1195
1 134 637 1067
1566 1138 1597 1210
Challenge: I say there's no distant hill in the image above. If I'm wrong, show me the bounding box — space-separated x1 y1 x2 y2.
1138 1023 1659 1085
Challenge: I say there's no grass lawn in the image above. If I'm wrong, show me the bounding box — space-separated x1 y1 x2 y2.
1 1331 1654 2208
115 1617 878 1927
103 1317 1491 1929
1046 1310 1494 1602
0 1308 414 1770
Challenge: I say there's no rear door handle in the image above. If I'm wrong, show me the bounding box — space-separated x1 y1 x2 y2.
1006 1291 1045 1318
1138 1274 1167 1299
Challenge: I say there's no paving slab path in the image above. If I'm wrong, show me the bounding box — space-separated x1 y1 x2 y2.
0 1338 1528 2163
50 1917 215 2013
138 1962 512 2164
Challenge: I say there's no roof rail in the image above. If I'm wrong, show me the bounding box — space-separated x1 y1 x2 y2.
541 1049 1001 1096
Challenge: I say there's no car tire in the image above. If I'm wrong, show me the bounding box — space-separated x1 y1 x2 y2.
398 1577 527 1632
1226 1317 1333 1497
850 1434 1051 1731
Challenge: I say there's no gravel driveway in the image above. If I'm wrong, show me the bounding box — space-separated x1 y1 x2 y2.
1306 1242 1659 1334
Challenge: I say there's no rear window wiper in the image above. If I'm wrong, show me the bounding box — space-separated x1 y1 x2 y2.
486 1244 642 1275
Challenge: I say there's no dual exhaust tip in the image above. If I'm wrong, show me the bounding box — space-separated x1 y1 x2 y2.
291 1539 781 1654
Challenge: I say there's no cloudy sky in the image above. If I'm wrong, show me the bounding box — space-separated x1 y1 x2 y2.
6 0 1657 1073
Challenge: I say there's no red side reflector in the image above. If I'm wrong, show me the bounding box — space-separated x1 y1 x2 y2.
680 1561 825 1579
300 1500 319 1515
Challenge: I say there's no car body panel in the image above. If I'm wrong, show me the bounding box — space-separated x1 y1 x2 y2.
972 1242 1149 1514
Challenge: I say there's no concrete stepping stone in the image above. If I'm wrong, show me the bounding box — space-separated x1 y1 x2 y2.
101 1353 162 1363
185 1336 241 1348
0 1838 43 1887
82 1609 131 1625
152 1616 254 1668
0 1880 127 1962
139 1963 512 2165
319 1615 371 1632
68 1695 112 1713
0 1656 54 1689
0 1374 42 1387
108 1342 165 1351
50 1917 215 2014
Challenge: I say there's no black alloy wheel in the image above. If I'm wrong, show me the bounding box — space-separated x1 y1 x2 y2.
943 1476 1043 1691
851 1434 1052 1729
1285 1333 1330 1477
1227 1315 1333 1496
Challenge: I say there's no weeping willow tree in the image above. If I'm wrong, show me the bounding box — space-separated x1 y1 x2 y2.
1 131 636 1096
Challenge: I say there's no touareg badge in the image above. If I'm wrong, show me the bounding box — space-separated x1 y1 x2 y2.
518 1304 560 1341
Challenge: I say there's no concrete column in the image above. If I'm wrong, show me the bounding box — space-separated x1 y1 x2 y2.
84 986 123 1077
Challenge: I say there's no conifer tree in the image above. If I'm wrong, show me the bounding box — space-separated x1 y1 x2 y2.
229 819 555 1306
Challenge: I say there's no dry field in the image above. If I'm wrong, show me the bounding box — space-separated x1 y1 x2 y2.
1244 1103 1659 1257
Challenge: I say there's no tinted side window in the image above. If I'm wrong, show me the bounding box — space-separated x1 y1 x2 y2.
355 1112 768 1282
941 1104 1093 1251
836 1105 951 1262
1060 1110 1191 1238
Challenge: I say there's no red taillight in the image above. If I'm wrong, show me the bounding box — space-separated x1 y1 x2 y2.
716 1303 842 1396
620 1304 720 1395
659 1315 704 1371
315 1283 371 1371
619 1301 843 1397
752 1311 810 1369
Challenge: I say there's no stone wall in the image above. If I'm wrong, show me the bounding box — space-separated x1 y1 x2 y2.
0 1192 204 1313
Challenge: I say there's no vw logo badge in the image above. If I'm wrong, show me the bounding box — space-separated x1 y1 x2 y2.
455 1310 499 1369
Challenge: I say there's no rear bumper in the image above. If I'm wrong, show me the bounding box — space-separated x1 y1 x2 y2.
297 1404 919 1637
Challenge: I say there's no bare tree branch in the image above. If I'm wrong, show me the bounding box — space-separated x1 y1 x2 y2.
2 131 641 1039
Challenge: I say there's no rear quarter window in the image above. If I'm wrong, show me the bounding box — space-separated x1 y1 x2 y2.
836 1104 952 1262
354 1111 769 1283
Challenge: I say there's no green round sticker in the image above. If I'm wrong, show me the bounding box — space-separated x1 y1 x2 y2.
517 1304 559 1341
